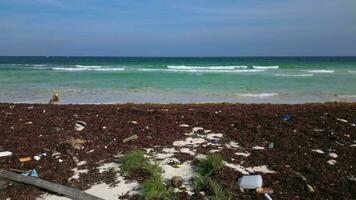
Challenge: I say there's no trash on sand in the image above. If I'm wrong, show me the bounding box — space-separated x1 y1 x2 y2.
74 121 87 131
328 152 338 158
49 93 60 104
281 114 292 122
33 155 41 161
268 143 274 149
19 157 32 163
0 151 12 158
306 184 315 193
327 159 337 165
256 187 274 194
171 176 183 188
65 137 87 150
238 175 263 189
21 169 39 177
264 193 273 200
123 134 139 143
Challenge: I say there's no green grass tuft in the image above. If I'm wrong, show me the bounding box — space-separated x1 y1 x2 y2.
195 153 224 176
116 149 148 176
143 173 176 200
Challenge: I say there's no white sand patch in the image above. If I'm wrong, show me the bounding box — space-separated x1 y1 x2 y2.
226 141 241 149
97 162 120 173
196 154 207 159
173 137 206 147
160 161 195 194
69 168 88 181
206 133 223 140
145 148 154 154
180 124 189 127
209 149 221 153
246 165 276 174
223 161 249 174
235 152 251 157
156 153 174 159
180 148 195 156
76 161 87 166
312 149 325 154
204 130 212 133
252 146 265 150
192 127 204 132
162 147 178 153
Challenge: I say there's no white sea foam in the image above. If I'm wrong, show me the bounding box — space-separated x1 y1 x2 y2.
237 93 278 98
273 73 313 77
52 67 125 71
75 65 102 69
252 65 279 69
167 65 248 70
302 69 335 73
138 68 264 73
348 70 356 74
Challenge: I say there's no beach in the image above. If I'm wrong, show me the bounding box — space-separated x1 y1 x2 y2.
0 103 355 199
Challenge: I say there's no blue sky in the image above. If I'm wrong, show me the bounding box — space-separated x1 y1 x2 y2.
0 0 355 56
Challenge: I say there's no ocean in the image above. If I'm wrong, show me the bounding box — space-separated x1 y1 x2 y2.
0 56 355 104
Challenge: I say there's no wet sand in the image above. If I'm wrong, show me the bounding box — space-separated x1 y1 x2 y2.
0 103 355 199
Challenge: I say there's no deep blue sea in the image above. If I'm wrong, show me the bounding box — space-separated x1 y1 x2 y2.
0 56 355 104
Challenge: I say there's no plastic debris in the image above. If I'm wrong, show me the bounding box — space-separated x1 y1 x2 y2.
306 184 315 193
328 152 338 158
19 157 32 162
264 193 273 200
33 155 41 161
281 114 292 122
327 159 337 165
66 137 87 150
74 121 87 131
256 187 274 194
268 143 274 149
21 169 39 177
0 151 12 158
123 134 138 143
238 175 263 189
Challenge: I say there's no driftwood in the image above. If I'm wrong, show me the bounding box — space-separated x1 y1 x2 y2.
0 170 103 200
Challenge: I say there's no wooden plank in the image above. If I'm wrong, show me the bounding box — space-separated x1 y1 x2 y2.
0 170 103 200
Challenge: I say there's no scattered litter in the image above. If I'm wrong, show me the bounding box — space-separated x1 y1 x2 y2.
256 187 274 194
306 184 315 193
19 157 31 162
77 161 87 166
74 121 87 131
192 127 204 132
129 121 138 124
21 169 38 177
173 137 206 147
264 193 273 200
180 148 195 156
225 141 240 149
58 159 63 163
268 143 274 149
66 137 87 150
312 149 324 154
336 118 348 123
328 152 338 158
25 121 32 125
327 159 337 165
33 155 41 161
252 146 265 150
208 149 221 153
122 134 138 143
313 128 324 132
171 176 183 188
238 175 263 189
206 133 223 140
281 114 292 122
0 151 12 158
179 124 189 127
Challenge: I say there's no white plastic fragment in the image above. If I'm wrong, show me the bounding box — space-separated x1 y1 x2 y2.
0 151 12 157
327 159 337 165
328 153 338 158
238 175 263 189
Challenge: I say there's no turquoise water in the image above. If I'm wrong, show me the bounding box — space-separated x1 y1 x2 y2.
0 57 356 104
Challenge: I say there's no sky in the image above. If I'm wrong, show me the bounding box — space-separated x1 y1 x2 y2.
0 0 355 56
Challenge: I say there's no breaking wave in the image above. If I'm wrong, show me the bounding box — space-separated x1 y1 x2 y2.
252 66 279 69
167 65 248 70
302 69 335 73
52 67 125 71
273 73 314 77
138 68 265 73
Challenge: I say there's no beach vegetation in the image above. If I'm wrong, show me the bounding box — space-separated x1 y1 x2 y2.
195 153 224 176
143 173 176 200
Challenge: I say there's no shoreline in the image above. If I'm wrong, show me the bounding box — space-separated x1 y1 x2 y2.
0 103 355 199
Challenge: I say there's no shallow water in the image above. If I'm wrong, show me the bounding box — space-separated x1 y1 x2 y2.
0 56 355 104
